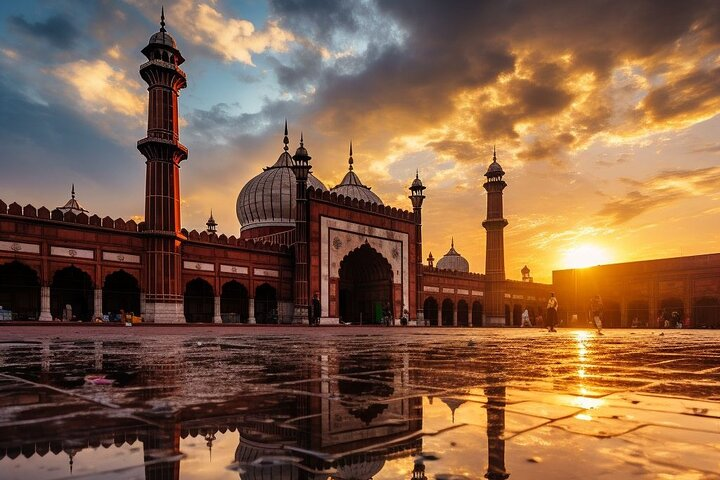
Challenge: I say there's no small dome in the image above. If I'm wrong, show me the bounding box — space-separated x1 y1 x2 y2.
148 30 177 49
436 239 469 272
485 146 504 177
236 151 327 233
521 265 530 274
330 143 384 205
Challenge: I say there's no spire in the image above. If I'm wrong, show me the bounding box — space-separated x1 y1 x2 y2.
160 6 166 33
348 141 354 171
451 236 454 248
493 144 497 163
416 169 419 179
300 131 304 146
71 183 75 199
283 119 289 152
206 209 217 233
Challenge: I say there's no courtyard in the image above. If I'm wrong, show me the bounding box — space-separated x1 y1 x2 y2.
0 326 718 479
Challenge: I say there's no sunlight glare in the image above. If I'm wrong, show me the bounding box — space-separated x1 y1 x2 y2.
562 244 612 269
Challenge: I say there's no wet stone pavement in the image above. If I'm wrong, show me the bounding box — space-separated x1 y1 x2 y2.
0 327 718 479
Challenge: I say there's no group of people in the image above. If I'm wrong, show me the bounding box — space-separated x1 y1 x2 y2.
530 292 604 334
310 294 409 326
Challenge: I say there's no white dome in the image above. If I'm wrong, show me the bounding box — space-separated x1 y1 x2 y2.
330 146 383 205
236 151 327 233
436 240 469 272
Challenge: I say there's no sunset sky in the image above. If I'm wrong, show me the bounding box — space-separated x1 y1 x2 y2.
1 0 719 283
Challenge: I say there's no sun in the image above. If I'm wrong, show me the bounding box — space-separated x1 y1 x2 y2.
561 244 612 269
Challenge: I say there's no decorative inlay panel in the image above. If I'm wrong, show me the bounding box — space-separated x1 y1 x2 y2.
51 246 94 259
423 286 440 293
183 261 214 272
102 252 140 264
254 268 279 278
220 264 249 274
0 241 40 254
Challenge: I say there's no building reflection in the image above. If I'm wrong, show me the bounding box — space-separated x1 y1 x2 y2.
0 341 513 479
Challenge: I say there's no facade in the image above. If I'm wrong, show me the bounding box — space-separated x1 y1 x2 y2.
0 13 552 325
553 254 720 328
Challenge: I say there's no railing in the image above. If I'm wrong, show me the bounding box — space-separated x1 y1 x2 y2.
250 229 296 247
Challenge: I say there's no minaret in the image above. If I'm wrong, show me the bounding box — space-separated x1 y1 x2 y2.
290 126 311 325
482 147 508 326
137 8 188 323
409 171 426 326
205 210 217 233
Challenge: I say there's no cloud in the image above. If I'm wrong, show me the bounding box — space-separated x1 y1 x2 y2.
8 13 80 49
599 166 720 224
52 60 144 118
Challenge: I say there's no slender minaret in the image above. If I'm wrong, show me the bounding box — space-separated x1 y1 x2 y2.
409 171 426 326
137 8 188 323
291 127 311 325
482 147 508 326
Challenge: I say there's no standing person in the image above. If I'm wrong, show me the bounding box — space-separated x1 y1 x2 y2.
401 308 409 326
546 293 558 332
383 302 393 326
311 293 321 326
590 295 604 335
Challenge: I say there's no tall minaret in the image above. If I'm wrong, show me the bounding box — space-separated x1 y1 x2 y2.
291 128 311 325
482 147 508 326
409 171 426 326
137 8 188 323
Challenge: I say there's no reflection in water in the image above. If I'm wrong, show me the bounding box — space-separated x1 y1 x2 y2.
0 338 515 480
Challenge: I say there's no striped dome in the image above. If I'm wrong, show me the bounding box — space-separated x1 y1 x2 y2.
236 151 327 233
436 239 469 273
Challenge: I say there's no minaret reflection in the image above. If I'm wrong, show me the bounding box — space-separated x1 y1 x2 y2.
484 382 510 480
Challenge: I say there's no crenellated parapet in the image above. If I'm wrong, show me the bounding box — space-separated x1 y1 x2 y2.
423 265 486 280
0 199 145 233
180 228 290 254
308 187 416 222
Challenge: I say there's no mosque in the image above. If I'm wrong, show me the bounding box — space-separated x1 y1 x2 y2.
0 12 552 325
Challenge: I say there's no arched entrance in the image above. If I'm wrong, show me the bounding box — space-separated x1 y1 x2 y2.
184 278 214 323
221 281 249 323
457 300 469 327
603 299 621 328
0 261 40 320
627 299 649 327
441 299 454 326
693 297 720 328
660 298 684 326
512 304 522 326
338 244 393 325
472 301 483 327
51 266 93 321
255 283 278 324
102 270 140 320
504 304 511 326
424 297 439 326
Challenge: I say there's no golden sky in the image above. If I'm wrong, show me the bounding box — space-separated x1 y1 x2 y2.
1 0 719 283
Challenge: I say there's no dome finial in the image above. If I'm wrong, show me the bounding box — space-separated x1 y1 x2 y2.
160 6 166 33
451 236 454 248
416 169 419 179
300 131 304 147
493 144 497 163
283 119 289 152
71 183 75 199
348 141 354 171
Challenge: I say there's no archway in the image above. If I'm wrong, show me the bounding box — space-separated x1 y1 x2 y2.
693 297 720 328
0 261 40 320
424 297 439 326
51 266 93 321
603 299 621 328
504 304 511 326
184 278 214 323
441 299 454 326
472 301 483 327
338 244 393 325
255 283 278 324
660 298 684 326
221 281 249 323
627 299 649 327
457 300 469 327
103 270 140 320
512 304 522 327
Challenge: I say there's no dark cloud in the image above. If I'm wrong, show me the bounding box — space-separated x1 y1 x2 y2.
8 13 80 49
641 67 720 123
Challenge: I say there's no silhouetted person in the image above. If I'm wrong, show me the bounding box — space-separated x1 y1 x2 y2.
546 293 558 332
311 293 321 326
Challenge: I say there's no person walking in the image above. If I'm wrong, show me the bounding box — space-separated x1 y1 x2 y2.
590 295 604 335
546 293 558 332
311 293 321 326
